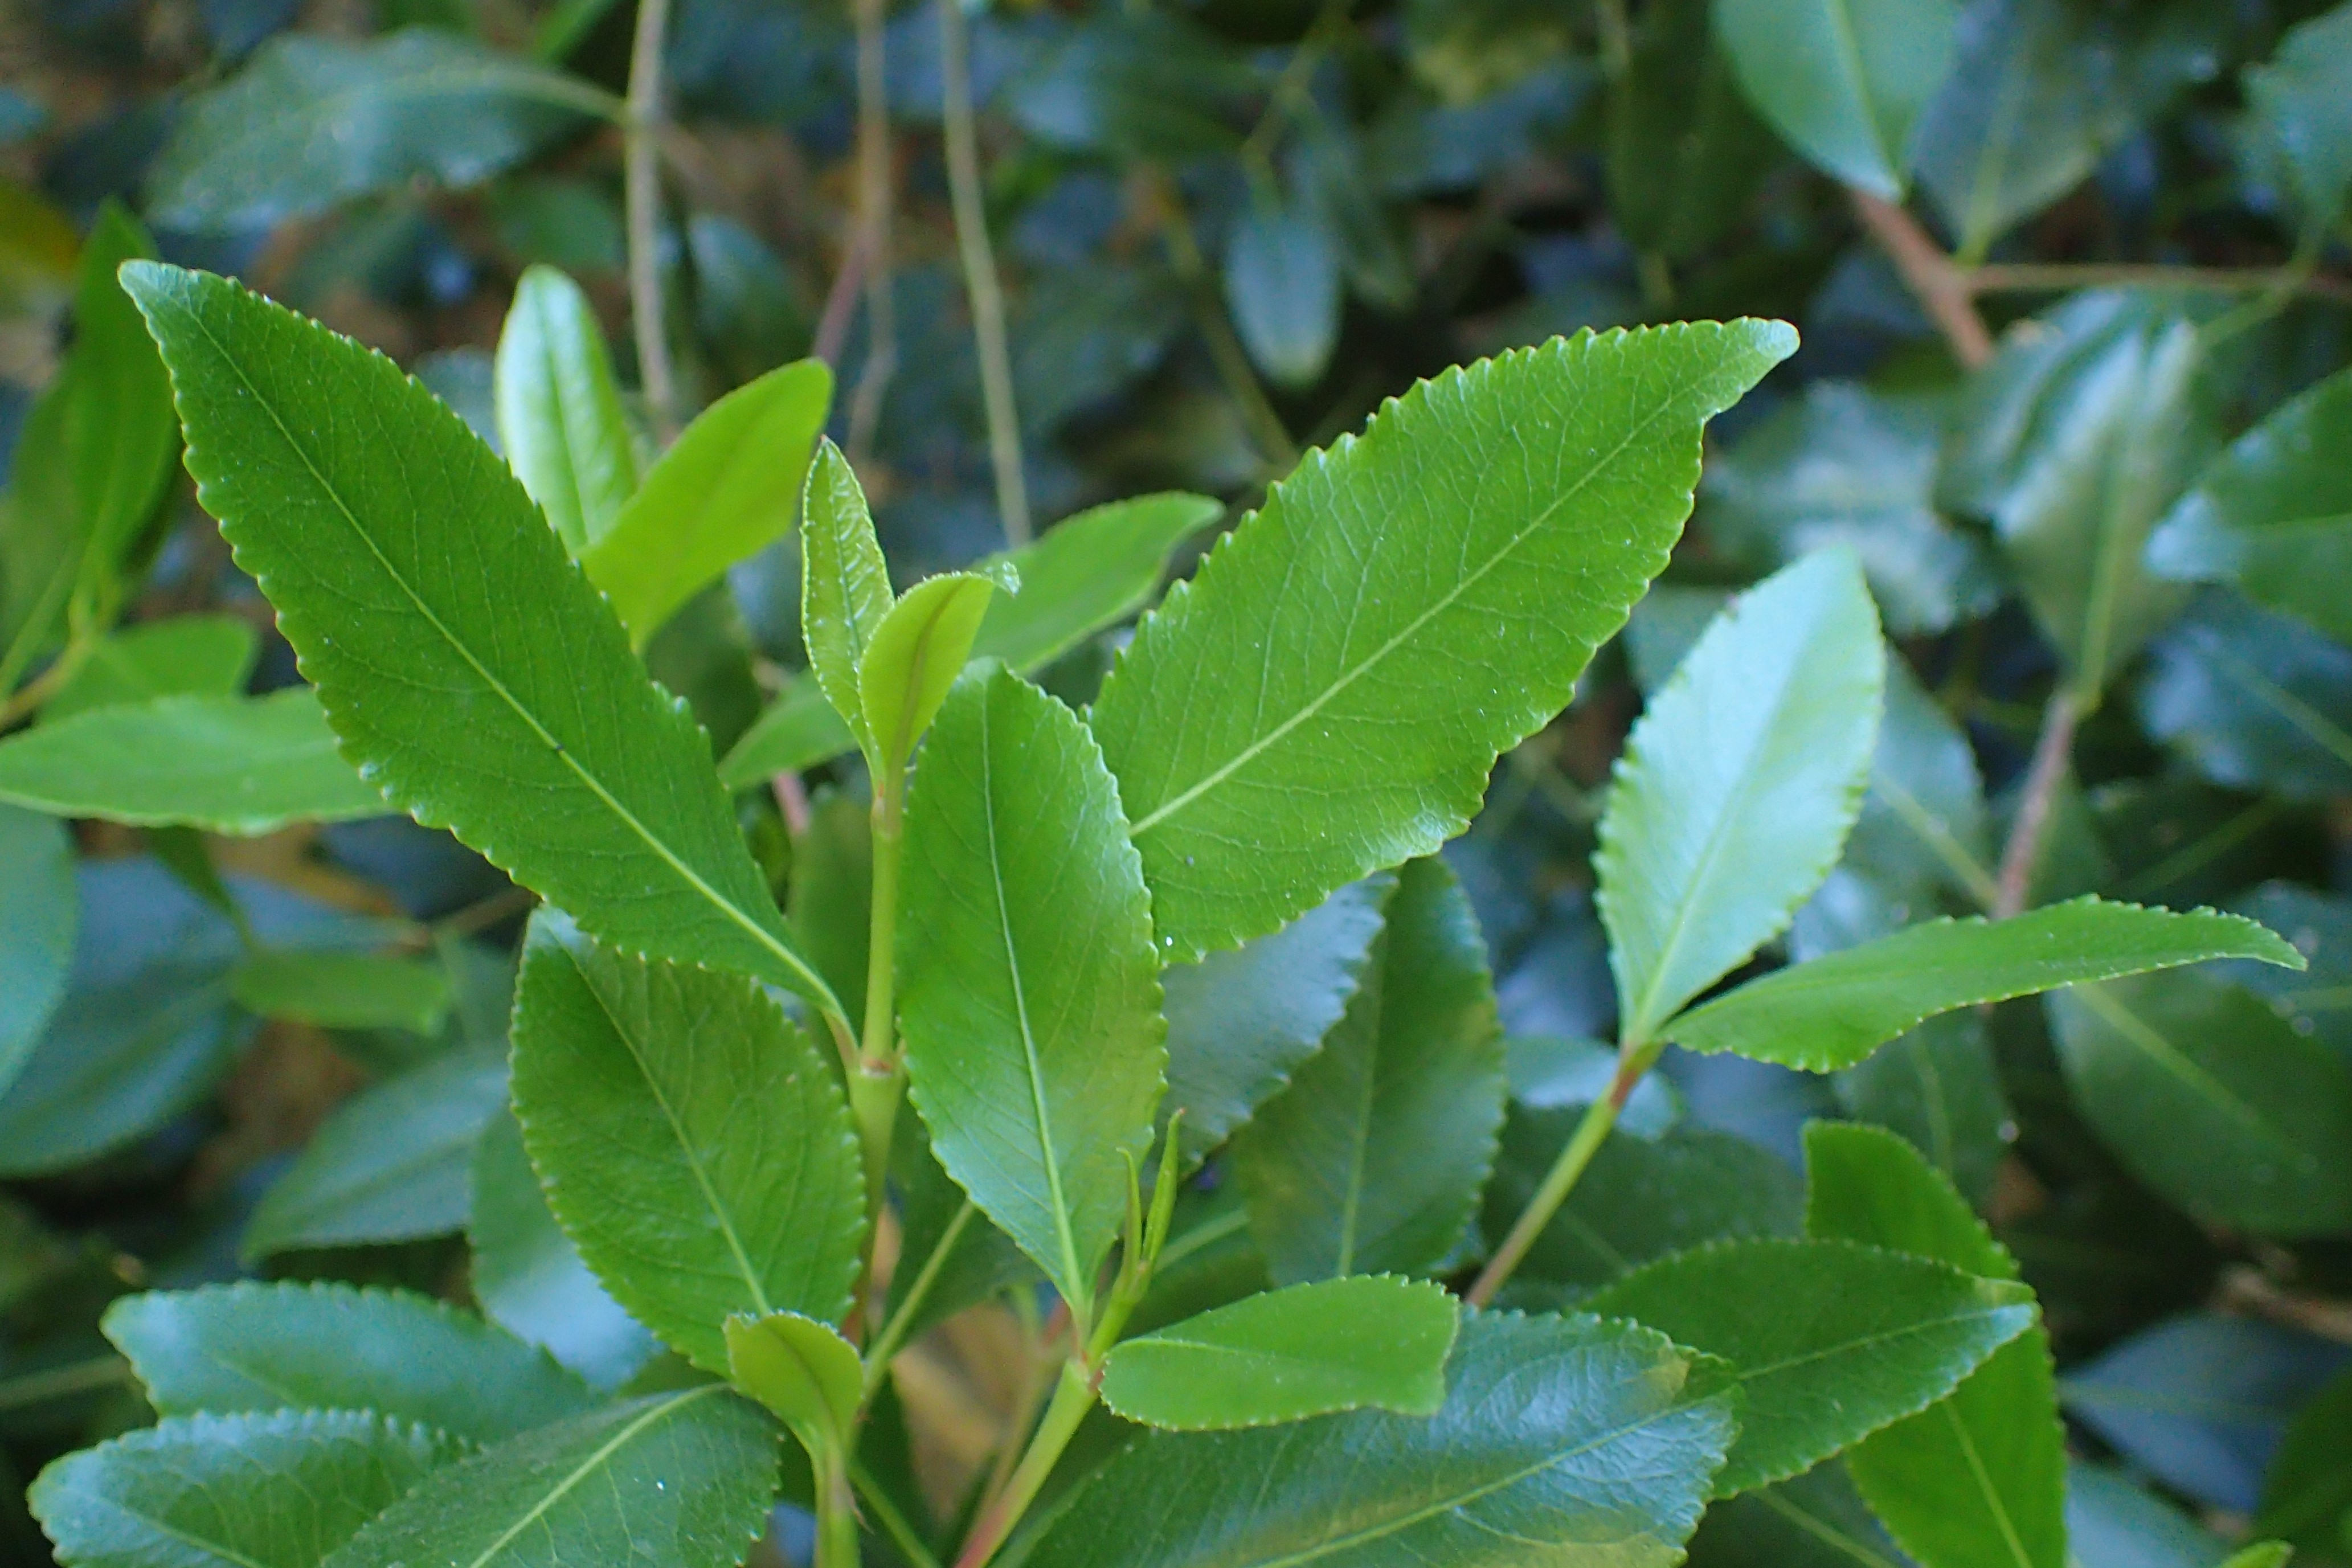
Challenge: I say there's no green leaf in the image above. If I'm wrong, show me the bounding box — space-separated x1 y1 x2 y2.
1098 1275 1458 1430
859 569 1013 777
103 1281 598 1445
2140 591 2352 803
1830 652 1997 918
1686 1461 1911 1568
1711 0 1961 199
2245 3 2352 243
1024 1311 1737 1568
494 264 639 556
1232 856 1503 1284
1160 874 1389 1168
121 264 841 1024
899 666 1164 1311
319 1386 782 1568
718 678 858 788
229 949 452 1034
1804 1122 2066 1568
1832 1010 2011 1205
1945 290 2207 699
582 361 831 646
1607 0 1780 262
795 438 891 752
145 28 599 230
511 910 866 1369
1584 1237 2038 1496
42 616 259 725
242 1045 508 1262
888 1116 1042 1347
31 1410 461 1568
1481 1104 1802 1291
2047 970 2352 1236
1597 547 1885 1047
1664 896 2302 1070
0 805 75 1101
723 1311 861 1456
2258 1365 2352 1558
2219 1547 2295 1568
1224 197 1341 390
2149 365 2352 647
1091 323 1794 964
0 691 388 834
469 1106 659 1390
786 787 872 1026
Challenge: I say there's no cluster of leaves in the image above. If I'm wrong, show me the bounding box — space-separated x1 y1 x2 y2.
2 1 2352 1567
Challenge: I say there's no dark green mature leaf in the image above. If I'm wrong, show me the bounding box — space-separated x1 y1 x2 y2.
887 1116 1041 1346
512 910 866 1369
2245 3 2352 242
1008 13 1257 161
2068 1460 2237 1568
1025 1311 1737 1568
0 805 74 1101
1830 653 1998 918
0 691 387 834
123 264 841 1022
146 29 600 230
1712 0 1961 198
1225 198 1341 390
2047 970 2352 1235
1666 897 2301 1070
1598 548 1885 1047
1584 1238 2038 1496
32 1410 461 1568
1091 322 1794 964
320 1386 781 1568
1608 0 1780 261
795 439 890 757
786 788 872 1024
1099 1275 1458 1430
2222 882 2352 1057
1481 1104 1802 1290
1805 1123 2067 1568
1946 290 2206 699
1685 1461 1910 1568
583 361 831 648
104 1282 598 1444
242 1045 508 1262
2257 1365 2352 1558
230 949 451 1034
42 616 258 724
2149 365 2352 646
1160 874 1389 1167
1232 857 1503 1284
1833 1011 2011 1205
2140 591 2352 802
900 666 1164 1310
470 1107 659 1390
720 677 854 787
494 264 638 557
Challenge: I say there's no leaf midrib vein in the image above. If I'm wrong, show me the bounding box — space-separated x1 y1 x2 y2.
460 1385 725 1568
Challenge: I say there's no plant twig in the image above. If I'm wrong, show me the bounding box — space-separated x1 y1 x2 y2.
1849 188 1994 370
846 0 898 461
1993 687 2079 920
940 0 1031 546
1966 260 2352 306
625 0 680 443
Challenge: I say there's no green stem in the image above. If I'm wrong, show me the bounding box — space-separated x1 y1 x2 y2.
1148 170 1297 470
954 1361 1096 1568
1467 1043 1656 1307
852 1458 943 1568
0 1356 130 1413
846 0 897 460
815 1448 862 1568
865 1199 975 1393
939 0 1030 547
850 773 908 1336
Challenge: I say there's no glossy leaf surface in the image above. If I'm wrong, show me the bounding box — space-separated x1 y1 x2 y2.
494 264 637 556
2140 591 2352 803
1091 322 1794 963
1832 1010 2010 1205
1712 0 1961 198
723 1311 861 1455
0 805 74 1100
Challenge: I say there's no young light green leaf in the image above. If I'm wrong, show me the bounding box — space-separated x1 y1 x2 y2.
42 615 258 724
1098 1275 1458 1430
242 1045 508 1262
582 360 832 646
1161 874 1390 1168
103 1281 598 1445
1805 1123 2067 1568
2141 591 2352 802
121 264 842 1024
970 491 1220 672
512 910 866 1369
1025 1311 1737 1568
2048 971 2352 1235
2245 3 2352 243
1584 1237 2038 1496
2149 365 2352 648
0 805 75 1102
1091 322 1795 964
724 1311 861 1456
1232 857 1503 1284
31 1410 462 1568
1665 896 2303 1070
796 438 892 751
319 1386 780 1568
899 665 1164 1311
1712 0 1962 199
859 567 1014 776
229 949 452 1034
494 264 639 556
469 1107 659 1390
1597 547 1885 1048
0 691 387 834
145 29 599 230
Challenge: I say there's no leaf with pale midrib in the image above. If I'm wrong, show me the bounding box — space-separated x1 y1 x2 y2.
121 263 840 1025
1090 322 1794 963
1712 0 1961 198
